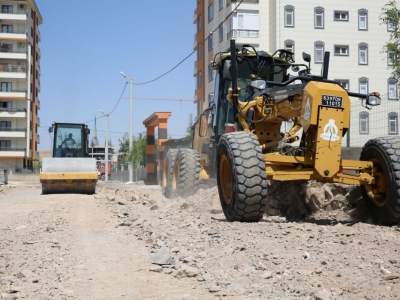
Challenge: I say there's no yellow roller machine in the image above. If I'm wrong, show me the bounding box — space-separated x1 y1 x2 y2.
40 122 98 194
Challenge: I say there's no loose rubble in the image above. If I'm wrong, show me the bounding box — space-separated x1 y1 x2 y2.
1 182 400 299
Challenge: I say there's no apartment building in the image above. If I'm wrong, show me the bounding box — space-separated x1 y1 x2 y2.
194 0 399 147
0 0 41 174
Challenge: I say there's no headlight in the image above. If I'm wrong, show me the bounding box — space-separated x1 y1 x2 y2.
366 93 381 106
251 80 266 90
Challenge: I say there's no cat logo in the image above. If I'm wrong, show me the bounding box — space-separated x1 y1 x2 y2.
303 98 311 120
320 119 340 141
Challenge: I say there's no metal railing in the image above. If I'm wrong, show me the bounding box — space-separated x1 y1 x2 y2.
0 127 26 132
0 64 27 72
0 48 27 54
0 107 26 112
0 9 27 15
229 0 259 4
227 29 259 39
0 89 27 93
0 29 27 34
0 147 26 151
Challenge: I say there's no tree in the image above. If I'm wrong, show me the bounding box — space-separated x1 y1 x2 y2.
380 1 400 80
126 133 147 168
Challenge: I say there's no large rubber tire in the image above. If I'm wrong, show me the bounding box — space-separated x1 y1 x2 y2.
162 149 178 198
217 132 268 222
171 149 200 198
360 136 400 225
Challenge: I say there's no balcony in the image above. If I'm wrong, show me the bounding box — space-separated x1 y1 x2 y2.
0 107 27 118
0 147 26 157
193 33 197 50
0 28 28 41
228 0 259 4
36 133 40 144
0 88 27 99
193 61 197 76
0 64 27 79
0 127 27 138
36 98 40 110
227 29 259 40
0 47 27 60
36 116 40 126
37 29 41 42
193 9 197 23
0 8 28 22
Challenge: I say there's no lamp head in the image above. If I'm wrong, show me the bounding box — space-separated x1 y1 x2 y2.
120 71 126 78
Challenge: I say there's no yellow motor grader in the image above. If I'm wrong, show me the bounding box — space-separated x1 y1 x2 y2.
164 40 400 225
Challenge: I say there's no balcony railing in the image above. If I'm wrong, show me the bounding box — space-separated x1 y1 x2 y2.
0 48 27 54
0 147 26 151
0 64 27 72
0 9 27 15
0 89 27 93
0 107 26 112
0 127 26 132
228 0 259 4
227 29 259 40
1 29 27 34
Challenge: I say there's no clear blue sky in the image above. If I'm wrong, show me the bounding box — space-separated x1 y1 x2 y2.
36 0 197 151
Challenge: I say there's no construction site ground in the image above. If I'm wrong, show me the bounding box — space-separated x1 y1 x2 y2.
1 181 400 300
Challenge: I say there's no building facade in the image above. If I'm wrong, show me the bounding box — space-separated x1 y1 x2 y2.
0 0 41 173
194 0 399 147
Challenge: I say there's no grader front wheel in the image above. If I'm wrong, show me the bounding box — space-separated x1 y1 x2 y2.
217 132 268 222
171 149 201 198
360 136 400 225
162 149 178 198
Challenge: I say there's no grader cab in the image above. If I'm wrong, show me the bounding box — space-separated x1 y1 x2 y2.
164 40 400 225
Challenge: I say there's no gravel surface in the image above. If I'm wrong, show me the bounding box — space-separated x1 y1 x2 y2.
1 181 400 299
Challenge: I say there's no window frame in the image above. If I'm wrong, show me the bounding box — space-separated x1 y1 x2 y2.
388 22 395 32
208 2 214 23
314 7 324 29
334 11 349 21
219 0 223 10
388 112 398 135
208 64 214 82
334 45 349 56
219 25 223 42
388 77 398 100
197 15 202 32
284 5 295 28
208 34 213 52
358 9 368 31
335 79 349 90
359 111 369 134
197 43 202 60
197 71 202 88
358 43 368 65
284 39 295 60
314 41 324 64
0 140 11 150
359 77 369 95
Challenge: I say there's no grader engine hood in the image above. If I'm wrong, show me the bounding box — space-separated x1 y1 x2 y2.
301 81 351 178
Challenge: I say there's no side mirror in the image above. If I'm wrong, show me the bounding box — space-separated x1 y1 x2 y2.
222 60 232 81
302 52 311 63
366 92 381 106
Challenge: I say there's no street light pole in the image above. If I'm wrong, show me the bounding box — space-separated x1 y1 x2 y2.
100 110 109 182
120 72 135 182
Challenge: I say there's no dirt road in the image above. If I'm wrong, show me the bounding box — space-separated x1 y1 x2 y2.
1 182 400 299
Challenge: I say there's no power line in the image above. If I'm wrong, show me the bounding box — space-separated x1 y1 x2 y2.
133 0 244 86
123 96 193 102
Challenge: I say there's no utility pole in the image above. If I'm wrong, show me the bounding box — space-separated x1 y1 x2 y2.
100 110 110 182
120 72 135 182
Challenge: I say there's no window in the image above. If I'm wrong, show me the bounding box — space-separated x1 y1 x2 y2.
219 25 223 42
359 111 369 134
359 77 369 94
197 71 202 88
197 15 202 32
358 9 368 30
0 121 11 129
196 99 202 117
1 82 12 92
335 79 349 90
208 34 213 52
334 11 348 21
284 39 295 60
1 25 13 33
358 43 368 65
334 45 349 56
388 52 394 66
208 2 214 22
219 0 223 10
197 43 202 59
388 22 395 32
0 140 11 150
389 112 398 135
388 77 398 100
314 41 324 63
208 64 214 81
1 5 13 14
314 7 324 29
284 5 295 27
0 101 11 108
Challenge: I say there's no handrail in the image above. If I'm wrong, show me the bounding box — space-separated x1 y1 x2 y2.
0 48 27 54
0 127 27 132
0 107 26 112
0 64 27 72
0 147 26 151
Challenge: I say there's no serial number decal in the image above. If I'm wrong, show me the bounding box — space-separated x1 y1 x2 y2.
322 95 342 108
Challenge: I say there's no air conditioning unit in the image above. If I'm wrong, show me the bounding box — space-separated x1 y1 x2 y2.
18 42 25 48
15 167 21 173
19 4 27 10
